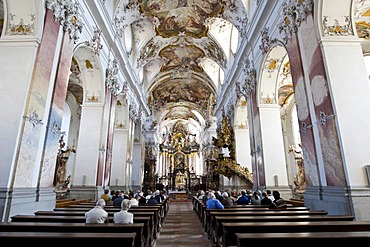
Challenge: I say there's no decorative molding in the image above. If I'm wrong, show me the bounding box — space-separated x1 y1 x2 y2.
236 58 257 100
278 0 314 43
259 27 278 53
6 14 35 35
23 110 43 128
86 91 101 102
235 15 248 38
46 0 84 43
86 26 103 55
260 93 275 104
316 111 335 127
105 59 121 97
299 121 313 134
47 121 64 135
323 15 353 36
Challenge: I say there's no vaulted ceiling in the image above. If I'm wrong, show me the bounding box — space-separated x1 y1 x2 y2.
112 0 248 135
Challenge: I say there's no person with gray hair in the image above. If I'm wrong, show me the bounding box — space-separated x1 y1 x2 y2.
113 199 134 224
85 199 109 223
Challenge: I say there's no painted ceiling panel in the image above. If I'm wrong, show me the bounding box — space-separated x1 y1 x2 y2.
113 0 247 133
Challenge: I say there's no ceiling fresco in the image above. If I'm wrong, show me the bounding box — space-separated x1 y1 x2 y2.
113 0 247 135
139 0 223 38
159 44 205 72
151 77 211 107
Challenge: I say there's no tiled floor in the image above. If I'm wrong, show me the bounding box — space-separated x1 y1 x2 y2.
153 201 212 247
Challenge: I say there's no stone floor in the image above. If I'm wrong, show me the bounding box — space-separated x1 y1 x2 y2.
153 200 211 247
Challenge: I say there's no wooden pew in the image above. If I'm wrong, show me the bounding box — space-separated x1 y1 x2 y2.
205 208 320 238
33 211 154 245
235 232 370 245
0 231 136 244
200 202 308 229
0 222 144 247
222 220 370 247
55 198 91 208
79 201 168 222
54 206 161 239
212 215 354 247
9 217 146 247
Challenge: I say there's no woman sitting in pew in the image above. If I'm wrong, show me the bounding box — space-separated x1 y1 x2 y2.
113 199 134 224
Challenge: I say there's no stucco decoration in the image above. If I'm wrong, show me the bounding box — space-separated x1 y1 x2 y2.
278 0 314 43
46 0 84 43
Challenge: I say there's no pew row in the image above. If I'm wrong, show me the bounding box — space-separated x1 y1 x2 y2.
8 219 146 247
0 231 136 244
235 232 370 245
0 222 144 246
60 205 162 233
212 215 354 246
206 210 328 242
222 220 370 247
33 210 155 244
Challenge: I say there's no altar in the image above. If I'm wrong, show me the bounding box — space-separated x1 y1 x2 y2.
168 190 189 200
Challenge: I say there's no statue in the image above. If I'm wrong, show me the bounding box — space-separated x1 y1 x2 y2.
293 160 306 192
54 134 76 190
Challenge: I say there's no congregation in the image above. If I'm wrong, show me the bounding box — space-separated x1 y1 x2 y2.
86 187 287 225
198 189 286 210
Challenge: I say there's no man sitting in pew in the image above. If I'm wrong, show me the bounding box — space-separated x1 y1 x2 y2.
114 199 134 224
85 199 109 223
268 190 287 209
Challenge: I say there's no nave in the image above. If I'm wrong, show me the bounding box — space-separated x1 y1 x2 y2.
154 201 211 247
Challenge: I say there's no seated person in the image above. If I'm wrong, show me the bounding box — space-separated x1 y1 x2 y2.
147 194 158 205
206 192 224 209
236 190 251 205
221 192 234 208
268 190 287 209
100 189 110 203
113 194 124 207
113 199 134 224
85 199 109 223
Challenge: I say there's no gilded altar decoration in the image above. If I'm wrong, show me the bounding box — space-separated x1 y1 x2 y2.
217 113 232 148
211 112 253 188
214 158 253 187
156 121 200 191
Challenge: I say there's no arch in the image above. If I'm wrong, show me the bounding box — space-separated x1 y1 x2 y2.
256 43 295 190
234 96 251 172
66 44 107 187
258 44 288 106
73 44 106 105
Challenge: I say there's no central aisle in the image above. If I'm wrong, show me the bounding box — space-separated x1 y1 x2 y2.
154 201 211 247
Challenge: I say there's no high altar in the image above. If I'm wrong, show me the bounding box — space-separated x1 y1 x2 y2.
157 122 201 192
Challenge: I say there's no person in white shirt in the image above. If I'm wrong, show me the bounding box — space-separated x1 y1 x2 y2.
130 194 140 207
113 199 134 224
85 199 109 223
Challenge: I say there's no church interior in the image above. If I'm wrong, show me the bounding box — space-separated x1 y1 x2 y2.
2 0 370 243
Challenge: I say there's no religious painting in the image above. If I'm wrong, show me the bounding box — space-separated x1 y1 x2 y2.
159 45 204 72
152 78 211 105
139 0 223 38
